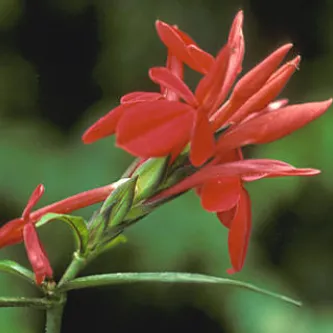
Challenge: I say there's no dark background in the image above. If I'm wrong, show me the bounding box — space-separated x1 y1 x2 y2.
0 0 333 332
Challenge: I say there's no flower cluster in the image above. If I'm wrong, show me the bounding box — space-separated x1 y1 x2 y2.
82 11 331 273
0 11 331 283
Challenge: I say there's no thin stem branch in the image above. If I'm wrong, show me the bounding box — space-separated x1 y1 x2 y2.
57 252 87 288
0 297 50 309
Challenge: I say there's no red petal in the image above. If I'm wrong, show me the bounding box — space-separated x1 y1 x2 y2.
116 100 194 157
228 11 244 48
217 99 332 152
149 67 198 106
150 158 320 202
173 26 214 74
23 223 53 285
195 45 230 111
266 99 289 111
187 44 215 74
155 21 195 67
82 104 128 144
242 167 320 181
217 206 237 228
173 25 197 46
164 51 184 101
190 111 215 166
229 56 301 123
120 92 163 104
200 177 241 212
200 13 245 119
22 184 45 222
218 10 245 103
214 44 293 127
230 43 293 107
166 51 183 78
155 20 210 74
0 217 24 248
227 187 251 273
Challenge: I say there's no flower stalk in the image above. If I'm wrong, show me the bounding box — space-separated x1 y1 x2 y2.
45 293 67 333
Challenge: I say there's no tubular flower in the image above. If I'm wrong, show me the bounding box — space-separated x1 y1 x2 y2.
0 183 118 249
149 156 320 273
16 185 53 284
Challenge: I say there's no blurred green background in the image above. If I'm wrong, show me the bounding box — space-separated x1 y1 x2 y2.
0 0 333 332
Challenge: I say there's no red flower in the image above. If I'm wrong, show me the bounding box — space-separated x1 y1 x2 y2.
82 11 331 169
0 183 117 249
15 185 53 284
82 11 245 166
80 10 332 273
149 157 320 273
23 222 53 285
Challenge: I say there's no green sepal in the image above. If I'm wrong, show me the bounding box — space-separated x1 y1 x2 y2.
161 165 196 191
123 203 155 224
36 213 89 255
95 234 127 255
87 178 137 252
0 260 35 285
100 177 138 228
132 157 170 202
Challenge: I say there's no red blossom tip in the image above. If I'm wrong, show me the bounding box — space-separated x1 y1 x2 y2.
217 99 333 153
22 184 45 222
23 223 53 285
229 43 293 109
82 104 127 144
186 45 215 74
120 92 162 104
228 10 244 46
155 20 210 74
227 187 251 273
149 67 198 106
229 55 301 123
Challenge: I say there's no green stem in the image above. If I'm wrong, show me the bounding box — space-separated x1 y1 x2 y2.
57 251 87 288
45 295 66 333
0 296 50 309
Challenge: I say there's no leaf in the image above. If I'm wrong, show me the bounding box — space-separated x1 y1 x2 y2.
0 260 35 284
59 272 301 307
36 213 89 255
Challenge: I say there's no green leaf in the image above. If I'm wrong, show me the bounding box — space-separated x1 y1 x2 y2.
132 157 170 202
36 213 89 255
0 260 35 284
59 272 301 307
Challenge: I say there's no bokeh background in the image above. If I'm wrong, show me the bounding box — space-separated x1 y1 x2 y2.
0 0 333 332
